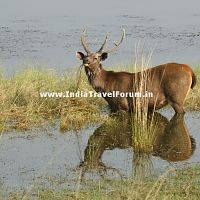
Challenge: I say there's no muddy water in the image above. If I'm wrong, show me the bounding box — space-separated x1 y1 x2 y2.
0 110 199 192
0 0 200 76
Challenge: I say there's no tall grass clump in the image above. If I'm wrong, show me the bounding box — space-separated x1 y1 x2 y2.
0 66 105 132
130 49 159 153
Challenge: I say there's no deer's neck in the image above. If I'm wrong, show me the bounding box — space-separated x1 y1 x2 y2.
89 65 108 92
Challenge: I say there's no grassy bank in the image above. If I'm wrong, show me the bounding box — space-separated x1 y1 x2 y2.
5 165 200 200
0 67 105 132
0 65 199 132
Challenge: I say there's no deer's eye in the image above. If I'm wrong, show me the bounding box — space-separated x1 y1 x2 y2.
94 57 98 60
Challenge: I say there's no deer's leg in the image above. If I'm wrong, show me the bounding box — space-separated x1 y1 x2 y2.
167 90 188 114
166 77 191 114
170 102 185 114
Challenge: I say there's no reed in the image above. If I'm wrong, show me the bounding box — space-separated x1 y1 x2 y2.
130 54 158 153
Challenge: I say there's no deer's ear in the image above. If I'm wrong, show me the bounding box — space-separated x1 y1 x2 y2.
76 52 85 60
101 52 108 61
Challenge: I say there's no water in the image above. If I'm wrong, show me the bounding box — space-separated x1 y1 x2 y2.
0 0 200 76
0 110 199 191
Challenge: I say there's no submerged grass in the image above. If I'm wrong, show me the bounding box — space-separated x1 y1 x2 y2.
0 64 199 132
5 165 200 200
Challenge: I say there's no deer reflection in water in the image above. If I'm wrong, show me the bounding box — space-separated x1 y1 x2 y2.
79 112 196 178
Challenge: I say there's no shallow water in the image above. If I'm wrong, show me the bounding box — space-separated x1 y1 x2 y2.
0 0 200 76
0 109 199 192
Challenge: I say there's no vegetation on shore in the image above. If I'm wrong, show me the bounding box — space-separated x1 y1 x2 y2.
5 164 200 200
0 65 199 132
0 67 105 132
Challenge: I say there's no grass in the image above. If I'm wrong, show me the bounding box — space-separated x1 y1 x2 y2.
0 67 105 132
130 56 157 154
0 64 199 133
4 165 200 200
186 65 200 111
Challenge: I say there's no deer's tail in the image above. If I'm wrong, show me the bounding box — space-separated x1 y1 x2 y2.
191 70 197 89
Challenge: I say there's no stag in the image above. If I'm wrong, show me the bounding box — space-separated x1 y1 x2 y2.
76 29 197 113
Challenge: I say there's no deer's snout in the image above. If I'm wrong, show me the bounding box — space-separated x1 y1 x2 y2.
83 58 91 66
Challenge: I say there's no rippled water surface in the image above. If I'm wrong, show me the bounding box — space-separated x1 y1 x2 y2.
0 0 200 75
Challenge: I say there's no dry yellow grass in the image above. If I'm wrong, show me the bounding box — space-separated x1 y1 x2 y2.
0 67 105 132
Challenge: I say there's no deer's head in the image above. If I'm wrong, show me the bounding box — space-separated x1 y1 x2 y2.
76 29 125 79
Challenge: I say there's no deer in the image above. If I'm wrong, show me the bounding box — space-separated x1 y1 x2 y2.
76 29 197 114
